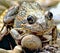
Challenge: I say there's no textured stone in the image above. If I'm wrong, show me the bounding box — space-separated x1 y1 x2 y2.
21 34 42 50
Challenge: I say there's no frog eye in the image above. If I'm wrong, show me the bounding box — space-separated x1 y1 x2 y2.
27 15 36 24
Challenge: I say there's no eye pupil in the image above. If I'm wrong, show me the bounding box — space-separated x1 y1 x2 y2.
27 15 36 24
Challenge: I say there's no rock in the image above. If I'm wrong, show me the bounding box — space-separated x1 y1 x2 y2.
1 26 7 35
0 45 23 53
44 45 50 49
3 5 19 24
39 51 51 53
13 45 23 53
57 38 60 47
56 51 60 53
53 44 59 49
21 34 42 50
10 29 21 40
